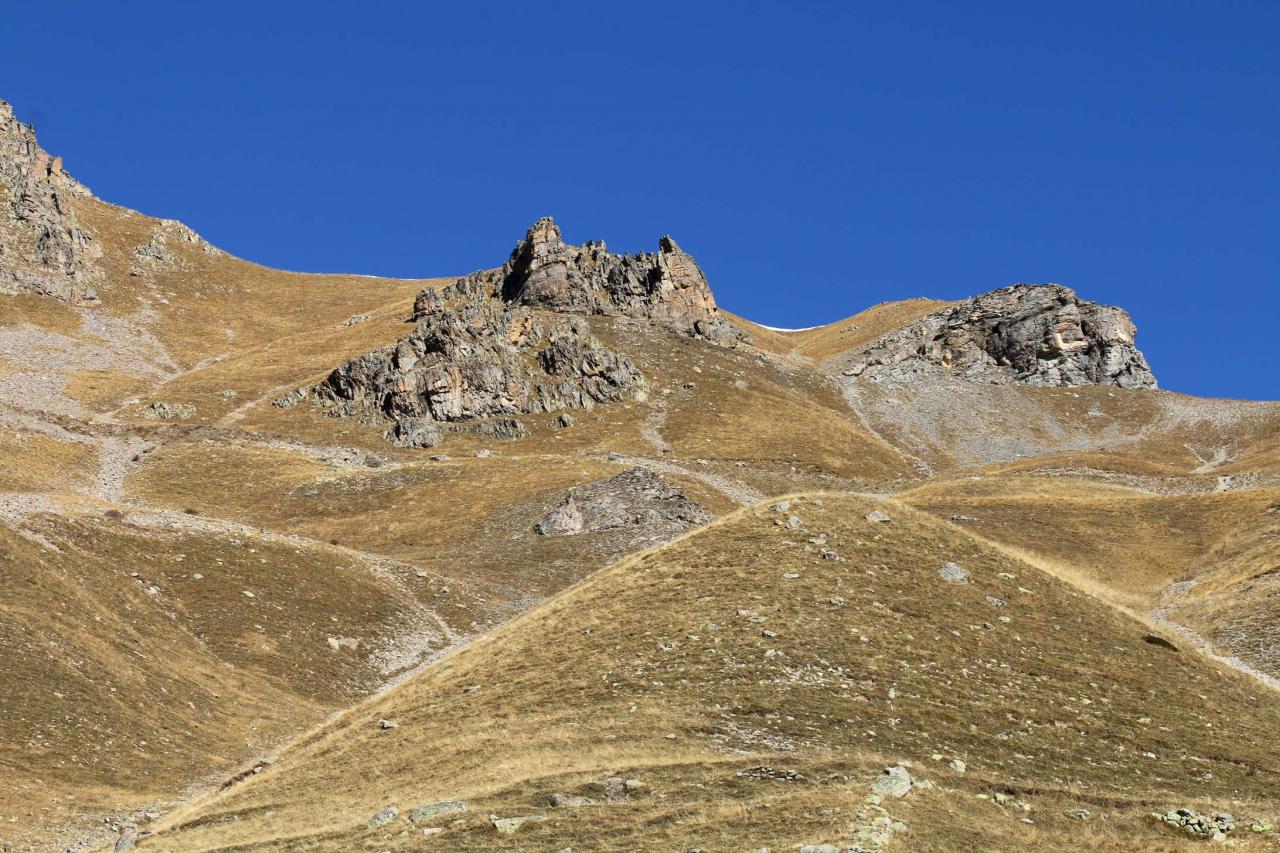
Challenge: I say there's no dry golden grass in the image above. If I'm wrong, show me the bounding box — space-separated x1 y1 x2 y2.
0 432 97 491
148 494 1280 852
726 298 953 361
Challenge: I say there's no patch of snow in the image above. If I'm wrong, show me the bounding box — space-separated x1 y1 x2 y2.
756 324 821 332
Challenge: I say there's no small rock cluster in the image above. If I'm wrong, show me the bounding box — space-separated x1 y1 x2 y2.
736 765 804 782
1153 808 1238 840
534 468 713 537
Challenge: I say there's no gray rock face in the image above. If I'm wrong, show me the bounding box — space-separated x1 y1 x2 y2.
937 562 969 583
837 284 1156 389
299 217 750 447
418 217 745 346
0 99 101 303
535 468 713 537
309 298 644 445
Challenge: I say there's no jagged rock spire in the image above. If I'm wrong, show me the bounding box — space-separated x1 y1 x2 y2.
494 216 742 346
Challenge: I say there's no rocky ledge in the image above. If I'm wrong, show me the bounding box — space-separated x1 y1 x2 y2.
836 284 1156 389
287 218 746 447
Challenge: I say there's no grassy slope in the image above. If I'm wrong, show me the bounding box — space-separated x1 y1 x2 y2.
150 494 1280 852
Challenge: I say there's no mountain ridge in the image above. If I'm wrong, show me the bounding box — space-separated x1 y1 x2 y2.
2 95 1279 852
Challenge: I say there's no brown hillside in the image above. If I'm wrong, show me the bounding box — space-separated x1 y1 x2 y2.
149 494 1280 852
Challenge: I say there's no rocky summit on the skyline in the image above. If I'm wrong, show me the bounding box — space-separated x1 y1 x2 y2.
836 283 1157 389
0 99 101 303
4 94 1280 853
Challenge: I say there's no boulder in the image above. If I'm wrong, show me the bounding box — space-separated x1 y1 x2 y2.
870 765 913 799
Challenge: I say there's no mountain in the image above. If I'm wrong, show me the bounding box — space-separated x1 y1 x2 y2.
1 97 1278 852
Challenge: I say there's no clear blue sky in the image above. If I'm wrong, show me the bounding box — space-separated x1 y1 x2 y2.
4 2 1276 399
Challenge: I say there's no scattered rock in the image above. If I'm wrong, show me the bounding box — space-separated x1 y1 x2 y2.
598 776 631 802
409 801 467 823
490 814 545 833
378 719 398 730
549 793 598 807
367 806 399 828
141 401 197 420
870 765 913 799
736 765 803 782
937 562 969 583
864 511 891 523
1154 808 1235 839
557 412 576 428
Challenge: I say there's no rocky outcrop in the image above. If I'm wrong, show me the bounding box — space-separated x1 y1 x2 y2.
422 217 745 346
0 99 101 303
293 217 751 447
836 284 1156 389
534 468 713 536
306 294 644 447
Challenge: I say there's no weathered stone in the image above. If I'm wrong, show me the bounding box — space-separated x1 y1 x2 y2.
870 765 913 799
598 776 630 802
367 805 398 828
536 494 585 536
937 562 969 583
864 511 891 523
549 793 598 807
490 814 545 833
408 800 467 823
836 284 1156 389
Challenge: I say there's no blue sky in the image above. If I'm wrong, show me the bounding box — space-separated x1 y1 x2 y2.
4 2 1276 399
